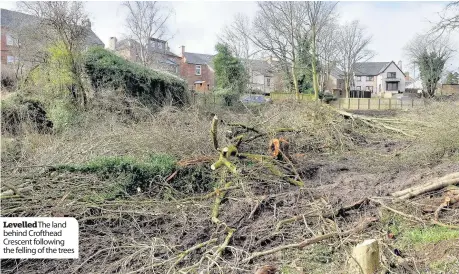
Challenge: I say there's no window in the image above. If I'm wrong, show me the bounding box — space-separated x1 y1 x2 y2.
366 76 374 81
387 72 396 78
386 82 398 91
6 34 14 46
356 76 361 81
158 43 163 49
266 77 271 87
366 86 373 92
356 86 361 90
7 56 15 64
195 65 201 75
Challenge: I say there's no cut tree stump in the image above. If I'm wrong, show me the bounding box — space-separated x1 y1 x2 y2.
348 239 380 274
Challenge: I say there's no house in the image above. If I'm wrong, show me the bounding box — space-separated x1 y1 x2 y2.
246 57 284 94
0 8 104 66
328 67 346 98
352 61 406 97
108 37 181 75
179 46 215 92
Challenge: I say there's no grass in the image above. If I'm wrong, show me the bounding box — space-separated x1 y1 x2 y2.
56 154 176 196
400 226 459 247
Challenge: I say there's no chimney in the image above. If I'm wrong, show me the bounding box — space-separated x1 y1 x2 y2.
108 37 117 51
398 60 402 71
181 45 185 57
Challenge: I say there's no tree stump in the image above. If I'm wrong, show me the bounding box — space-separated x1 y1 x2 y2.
348 239 380 274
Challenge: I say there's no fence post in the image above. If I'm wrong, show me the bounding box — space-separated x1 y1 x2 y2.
358 98 360 110
339 98 341 109
401 98 403 109
348 98 351 109
378 98 381 110
412 99 414 108
368 98 370 110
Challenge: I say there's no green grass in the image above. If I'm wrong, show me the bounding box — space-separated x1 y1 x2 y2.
400 226 459 247
56 154 176 197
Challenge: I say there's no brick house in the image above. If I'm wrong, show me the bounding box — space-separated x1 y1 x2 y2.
179 46 215 92
1 8 104 81
108 37 181 75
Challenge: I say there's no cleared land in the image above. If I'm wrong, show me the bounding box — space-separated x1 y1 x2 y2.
1 96 459 273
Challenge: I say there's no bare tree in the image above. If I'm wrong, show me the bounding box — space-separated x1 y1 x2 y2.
405 34 454 97
251 2 309 98
336 20 374 98
123 1 173 66
18 1 92 106
219 13 256 62
305 1 338 100
431 1 459 35
316 22 340 92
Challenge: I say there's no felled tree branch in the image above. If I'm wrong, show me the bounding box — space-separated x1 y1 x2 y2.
242 217 378 264
392 172 459 200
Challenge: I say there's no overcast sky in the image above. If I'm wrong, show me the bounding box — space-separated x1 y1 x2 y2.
1 1 458 74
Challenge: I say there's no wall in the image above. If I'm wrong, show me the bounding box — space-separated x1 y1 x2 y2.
179 61 215 91
440 84 459 95
353 75 377 95
249 70 273 93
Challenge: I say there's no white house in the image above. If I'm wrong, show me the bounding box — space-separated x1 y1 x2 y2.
352 61 406 97
247 57 283 94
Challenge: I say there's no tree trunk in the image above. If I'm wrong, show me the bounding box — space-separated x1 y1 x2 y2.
292 65 299 100
311 27 320 101
348 239 380 274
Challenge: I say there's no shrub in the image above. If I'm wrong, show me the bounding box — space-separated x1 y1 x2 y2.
84 47 189 108
56 154 176 195
1 94 53 135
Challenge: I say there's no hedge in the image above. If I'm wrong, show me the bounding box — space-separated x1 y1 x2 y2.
84 47 189 107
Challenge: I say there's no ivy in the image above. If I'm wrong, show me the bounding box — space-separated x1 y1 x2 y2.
84 47 189 108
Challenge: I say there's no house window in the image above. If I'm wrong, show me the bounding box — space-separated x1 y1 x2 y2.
7 56 15 64
195 65 201 75
387 72 396 78
266 77 271 87
366 76 374 81
6 34 14 46
356 76 361 81
366 86 373 92
158 43 163 49
356 86 361 90
386 82 398 91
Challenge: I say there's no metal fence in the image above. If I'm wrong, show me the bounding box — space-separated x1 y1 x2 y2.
332 98 425 110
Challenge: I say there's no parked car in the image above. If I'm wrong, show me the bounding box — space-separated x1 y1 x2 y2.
240 94 272 104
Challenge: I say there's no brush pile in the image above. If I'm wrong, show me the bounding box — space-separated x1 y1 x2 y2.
1 101 458 273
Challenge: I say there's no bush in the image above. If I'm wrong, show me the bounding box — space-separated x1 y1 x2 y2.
84 47 189 108
1 94 53 135
214 88 240 106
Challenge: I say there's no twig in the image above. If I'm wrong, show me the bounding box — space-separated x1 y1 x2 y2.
242 217 378 263
369 198 423 223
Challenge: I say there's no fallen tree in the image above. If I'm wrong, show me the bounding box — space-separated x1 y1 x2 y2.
392 172 459 200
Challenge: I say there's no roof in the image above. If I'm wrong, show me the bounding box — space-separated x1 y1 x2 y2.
353 61 406 77
247 59 275 76
0 8 104 47
353 62 390 76
183 52 215 65
330 67 343 79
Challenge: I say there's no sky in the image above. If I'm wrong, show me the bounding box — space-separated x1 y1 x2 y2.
1 1 458 74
